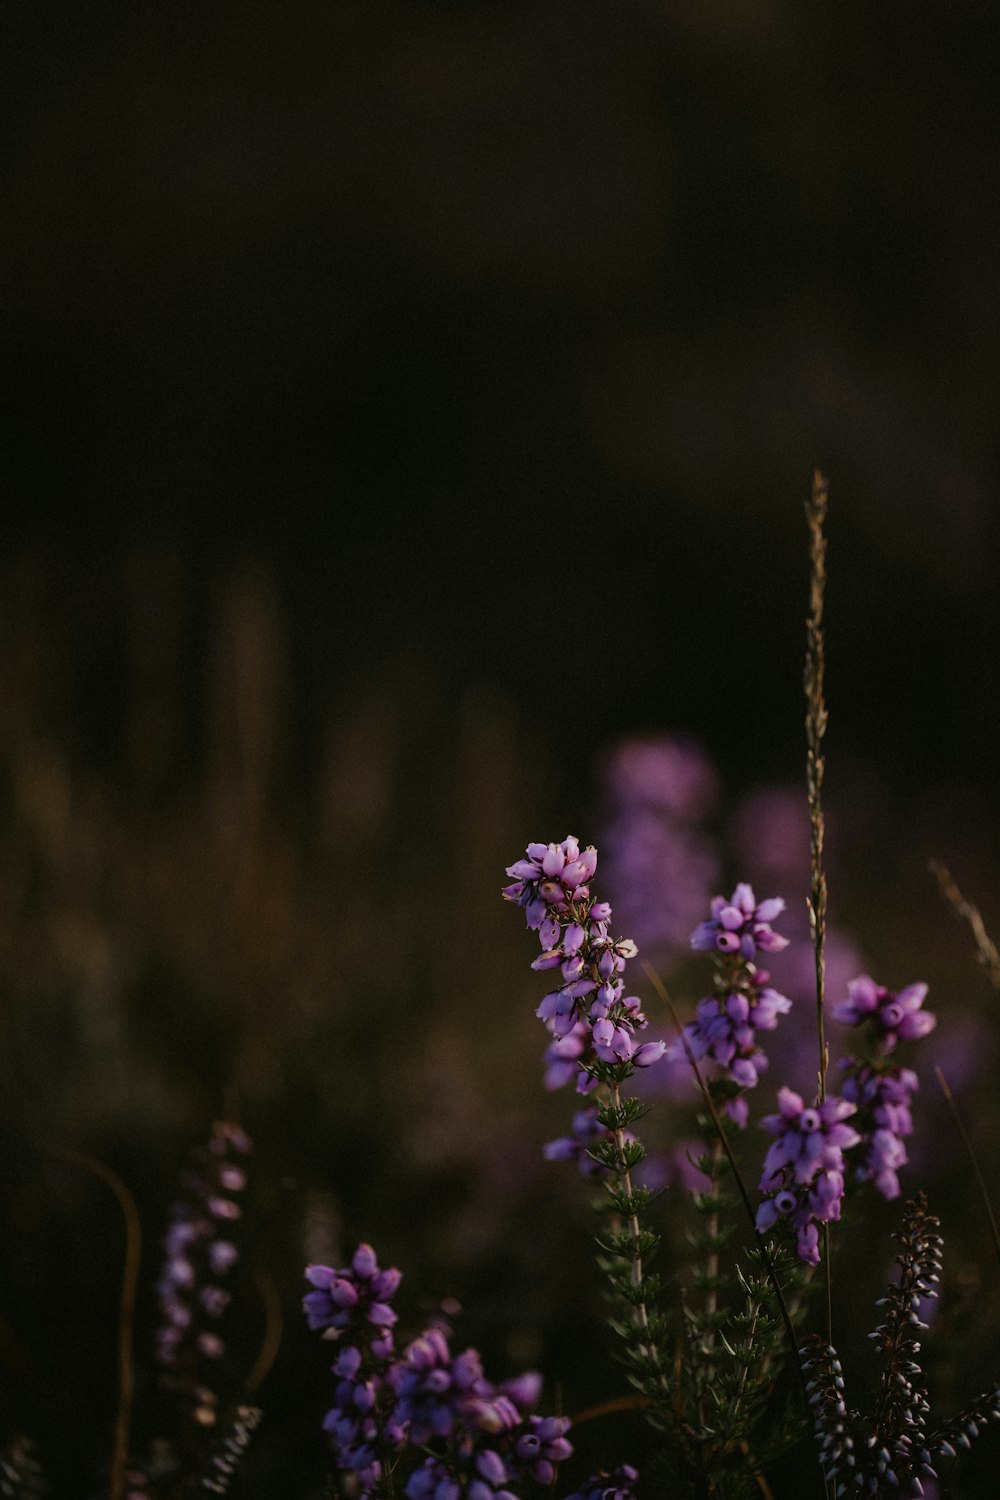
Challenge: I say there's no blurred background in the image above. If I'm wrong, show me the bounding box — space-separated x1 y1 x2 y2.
2 1 1000 1494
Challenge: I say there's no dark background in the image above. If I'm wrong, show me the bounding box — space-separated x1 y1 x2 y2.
4 0 1000 794
2 3 1000 1496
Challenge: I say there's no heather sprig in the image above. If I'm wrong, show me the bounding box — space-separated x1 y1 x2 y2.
801 1193 1000 1495
755 1088 860 1266
833 976 936 1203
304 1246 577 1500
681 886 793 1129
668 889 796 1475
199 1405 263 1497
155 1120 252 1435
563 1465 640 1500
305 1243 403 1497
504 838 672 1426
508 851 810 1494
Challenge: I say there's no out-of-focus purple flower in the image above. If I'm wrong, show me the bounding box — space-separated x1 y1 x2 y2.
543 1106 618 1177
600 735 721 959
155 1119 251 1429
392 1330 487 1444
405 1457 463 1500
564 1464 640 1500
507 1413 573 1487
729 785 810 883
543 1024 591 1091
691 885 789 961
604 736 719 819
756 1088 860 1265
833 976 936 1053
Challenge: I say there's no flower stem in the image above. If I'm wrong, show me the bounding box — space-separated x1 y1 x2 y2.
804 471 834 1354
642 964 809 1410
609 1079 666 1391
52 1146 140 1500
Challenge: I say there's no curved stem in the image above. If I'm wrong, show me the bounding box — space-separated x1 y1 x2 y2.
244 1267 284 1395
53 1146 140 1500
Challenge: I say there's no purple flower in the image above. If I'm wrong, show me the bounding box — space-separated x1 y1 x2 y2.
672 982 792 1128
564 1464 640 1500
155 1119 251 1427
304 1243 401 1352
691 884 789 961
392 1330 488 1444
405 1457 464 1500
392 1323 571 1494
599 734 722 958
833 976 935 1053
839 1061 922 1200
306 1242 572 1499
543 1106 625 1177
503 837 599 929
833 974 934 1200
504 837 666 1099
306 1244 405 1496
756 1088 860 1264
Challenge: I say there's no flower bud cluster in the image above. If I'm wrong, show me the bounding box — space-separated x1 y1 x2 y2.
756 1088 861 1265
305 1243 572 1500
305 1243 403 1496
503 837 666 1093
835 976 935 1201
564 1465 641 1500
391 1330 571 1497
392 1329 485 1445
677 889 792 1127
155 1119 251 1426
839 1063 918 1200
833 977 935 1052
690 883 789 962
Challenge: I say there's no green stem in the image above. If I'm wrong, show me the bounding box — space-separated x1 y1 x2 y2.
642 964 809 1411
609 1079 668 1397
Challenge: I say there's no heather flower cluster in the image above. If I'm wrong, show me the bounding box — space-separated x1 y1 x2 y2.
564 1465 640 1500
503 837 666 1093
691 883 790 961
833 976 935 1052
835 976 936 1201
679 885 792 1127
304 1243 402 1496
306 1243 577 1500
755 1088 861 1265
156 1119 251 1427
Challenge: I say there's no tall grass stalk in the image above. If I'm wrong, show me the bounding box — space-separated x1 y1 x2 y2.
804 471 832 1350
